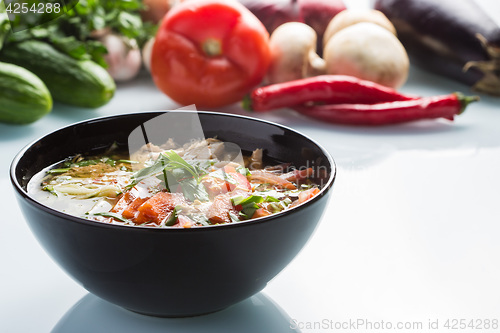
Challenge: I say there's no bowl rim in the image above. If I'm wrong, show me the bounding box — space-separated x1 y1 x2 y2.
10 110 336 232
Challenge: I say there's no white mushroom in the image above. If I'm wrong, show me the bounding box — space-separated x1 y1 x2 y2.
323 9 397 48
323 22 409 89
266 22 326 84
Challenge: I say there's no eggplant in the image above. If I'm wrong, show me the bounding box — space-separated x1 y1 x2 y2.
238 0 299 34
375 0 500 96
238 0 346 54
298 0 346 54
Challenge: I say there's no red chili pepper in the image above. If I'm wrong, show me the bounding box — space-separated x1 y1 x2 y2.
243 75 418 112
292 93 479 126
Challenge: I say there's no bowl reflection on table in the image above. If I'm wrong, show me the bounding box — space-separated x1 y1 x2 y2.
53 292 301 333
10 111 335 317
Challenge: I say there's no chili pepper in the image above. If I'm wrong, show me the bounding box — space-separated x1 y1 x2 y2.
292 93 479 126
243 75 418 112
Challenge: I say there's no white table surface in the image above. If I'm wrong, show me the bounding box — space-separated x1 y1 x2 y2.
2 2 500 332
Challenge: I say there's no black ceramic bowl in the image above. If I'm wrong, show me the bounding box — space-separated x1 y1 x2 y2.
10 111 336 317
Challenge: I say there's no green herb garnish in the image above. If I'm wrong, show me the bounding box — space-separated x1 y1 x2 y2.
127 150 210 202
164 208 177 227
47 168 71 174
232 195 265 219
93 211 131 223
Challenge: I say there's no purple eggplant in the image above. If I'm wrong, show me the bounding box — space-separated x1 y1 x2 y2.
375 0 500 96
237 0 299 34
238 0 346 54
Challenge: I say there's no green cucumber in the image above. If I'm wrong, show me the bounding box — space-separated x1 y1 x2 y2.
0 40 115 108
0 62 52 124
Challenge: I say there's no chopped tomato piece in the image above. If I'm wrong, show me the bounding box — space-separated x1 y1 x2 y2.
202 167 251 197
121 197 148 220
251 207 271 219
290 188 321 208
111 191 136 214
298 187 320 203
134 192 179 225
223 165 251 191
207 194 235 224
227 172 251 192
249 170 297 190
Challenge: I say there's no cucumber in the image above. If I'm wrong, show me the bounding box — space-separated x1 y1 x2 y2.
0 62 52 124
0 40 116 108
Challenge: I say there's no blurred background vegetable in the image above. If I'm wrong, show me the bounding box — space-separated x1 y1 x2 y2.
0 40 116 108
266 8 409 89
245 75 418 112
322 9 396 46
4 0 156 67
0 11 9 50
141 37 155 71
99 33 142 82
293 93 479 126
141 0 182 23
0 62 52 124
238 0 345 54
323 21 409 89
266 22 325 84
151 0 271 107
0 0 158 124
375 0 500 96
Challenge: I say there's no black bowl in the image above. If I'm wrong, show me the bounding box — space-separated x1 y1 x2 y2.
10 111 336 317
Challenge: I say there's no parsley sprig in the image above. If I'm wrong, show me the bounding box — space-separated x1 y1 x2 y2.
1 0 156 66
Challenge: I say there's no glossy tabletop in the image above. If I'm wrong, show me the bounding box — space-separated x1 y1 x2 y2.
2 2 500 332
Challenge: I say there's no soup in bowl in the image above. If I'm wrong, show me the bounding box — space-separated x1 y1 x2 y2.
11 111 336 317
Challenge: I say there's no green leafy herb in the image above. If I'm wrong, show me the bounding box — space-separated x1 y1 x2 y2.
178 177 209 202
3 0 157 65
209 169 236 184
232 195 264 219
264 196 280 202
42 185 57 196
235 166 250 176
47 168 71 174
164 208 177 226
232 195 264 206
127 150 210 202
268 198 292 213
162 150 203 180
0 8 9 51
93 211 131 223
117 159 139 164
